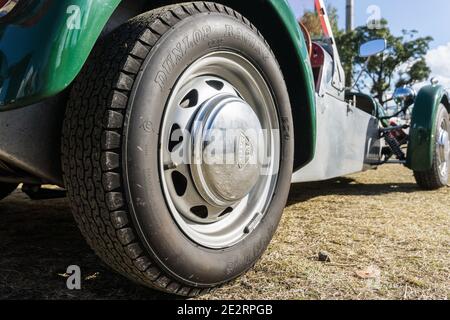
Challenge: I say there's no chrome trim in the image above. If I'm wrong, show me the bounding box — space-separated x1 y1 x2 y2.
159 51 280 249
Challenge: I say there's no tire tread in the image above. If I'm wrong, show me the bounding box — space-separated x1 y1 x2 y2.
62 2 271 296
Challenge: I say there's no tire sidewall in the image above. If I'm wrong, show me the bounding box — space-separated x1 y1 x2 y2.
123 12 293 287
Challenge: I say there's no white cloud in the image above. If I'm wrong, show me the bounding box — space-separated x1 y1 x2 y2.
425 42 450 89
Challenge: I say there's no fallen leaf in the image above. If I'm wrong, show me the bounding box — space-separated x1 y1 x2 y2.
57 273 70 278
85 272 100 281
355 265 381 279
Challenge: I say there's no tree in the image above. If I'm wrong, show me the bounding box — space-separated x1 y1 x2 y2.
298 6 433 102
335 20 433 102
300 5 340 38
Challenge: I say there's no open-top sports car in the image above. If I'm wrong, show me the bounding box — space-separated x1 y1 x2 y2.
0 0 448 296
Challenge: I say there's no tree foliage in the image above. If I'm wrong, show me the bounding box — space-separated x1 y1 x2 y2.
300 5 339 38
335 21 433 101
298 8 433 102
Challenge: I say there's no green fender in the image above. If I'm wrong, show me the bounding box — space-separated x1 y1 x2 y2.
406 84 450 171
266 0 316 166
0 0 316 162
0 0 121 109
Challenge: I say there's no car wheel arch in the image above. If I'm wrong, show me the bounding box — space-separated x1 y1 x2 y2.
407 85 450 171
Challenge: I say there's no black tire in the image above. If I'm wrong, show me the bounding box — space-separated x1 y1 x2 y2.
0 183 18 201
414 104 449 190
62 2 293 296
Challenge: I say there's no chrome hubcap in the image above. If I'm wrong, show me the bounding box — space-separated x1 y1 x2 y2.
191 94 262 207
159 51 280 249
437 120 449 178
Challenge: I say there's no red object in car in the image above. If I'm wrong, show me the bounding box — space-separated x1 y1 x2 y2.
389 119 407 141
311 43 325 68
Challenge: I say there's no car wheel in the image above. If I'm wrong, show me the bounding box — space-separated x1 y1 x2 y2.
414 104 449 190
62 2 293 296
0 183 18 201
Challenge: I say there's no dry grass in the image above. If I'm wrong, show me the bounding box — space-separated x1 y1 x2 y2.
202 165 450 300
0 165 448 300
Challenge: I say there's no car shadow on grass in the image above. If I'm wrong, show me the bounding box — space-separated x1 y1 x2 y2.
0 177 421 300
0 192 176 300
287 177 420 205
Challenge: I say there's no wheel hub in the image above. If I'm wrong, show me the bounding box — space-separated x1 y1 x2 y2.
159 51 280 249
191 94 262 207
437 126 449 177
438 129 449 160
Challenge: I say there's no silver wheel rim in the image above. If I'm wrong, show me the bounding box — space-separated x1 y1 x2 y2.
437 117 449 179
159 51 280 249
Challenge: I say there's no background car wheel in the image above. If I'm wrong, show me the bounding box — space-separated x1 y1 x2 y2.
62 2 293 296
414 104 449 190
0 183 18 201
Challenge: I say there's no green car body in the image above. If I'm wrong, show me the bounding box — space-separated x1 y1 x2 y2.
0 0 313 108
0 0 121 109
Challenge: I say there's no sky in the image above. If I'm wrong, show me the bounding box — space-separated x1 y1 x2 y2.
287 0 450 88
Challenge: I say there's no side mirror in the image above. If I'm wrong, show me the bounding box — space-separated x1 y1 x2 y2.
393 86 416 108
359 39 387 58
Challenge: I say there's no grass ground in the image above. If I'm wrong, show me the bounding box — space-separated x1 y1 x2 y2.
0 165 448 300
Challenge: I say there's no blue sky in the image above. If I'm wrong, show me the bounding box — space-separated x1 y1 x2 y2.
287 0 450 88
287 0 450 47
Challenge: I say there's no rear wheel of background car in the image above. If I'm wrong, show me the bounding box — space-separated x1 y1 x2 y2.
0 183 18 201
61 2 293 296
414 104 449 190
